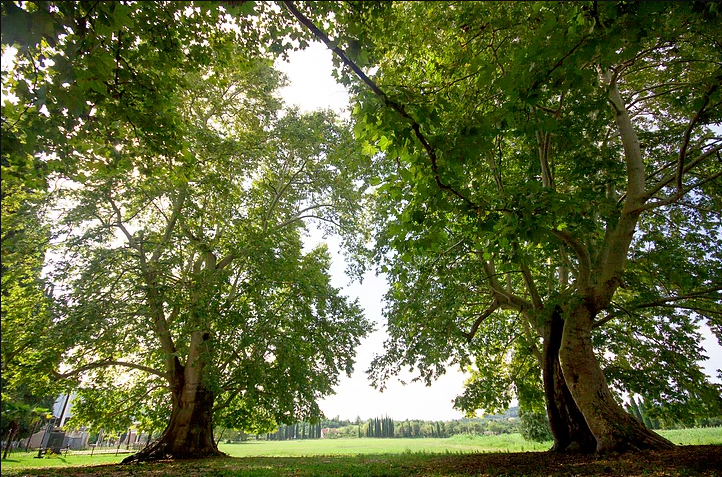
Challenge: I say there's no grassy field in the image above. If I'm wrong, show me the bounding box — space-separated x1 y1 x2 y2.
1 428 720 475
219 433 552 457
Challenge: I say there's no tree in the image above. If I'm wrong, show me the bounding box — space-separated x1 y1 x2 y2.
284 1 722 453
48 68 370 462
2 1 373 462
0 397 50 459
520 410 553 444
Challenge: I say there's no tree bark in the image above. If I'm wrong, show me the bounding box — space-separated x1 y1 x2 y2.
122 332 223 463
2 421 19 459
542 306 596 454
122 381 222 463
559 304 674 453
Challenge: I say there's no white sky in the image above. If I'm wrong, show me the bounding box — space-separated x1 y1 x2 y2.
275 42 722 423
275 44 470 422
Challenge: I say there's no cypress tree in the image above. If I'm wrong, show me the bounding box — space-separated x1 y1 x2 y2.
629 397 644 422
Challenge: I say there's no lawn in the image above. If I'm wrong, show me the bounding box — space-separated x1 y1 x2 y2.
218 433 552 457
1 429 720 476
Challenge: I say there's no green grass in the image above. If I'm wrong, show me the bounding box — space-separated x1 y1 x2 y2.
218 433 552 457
1 428 720 474
0 451 127 471
657 426 722 445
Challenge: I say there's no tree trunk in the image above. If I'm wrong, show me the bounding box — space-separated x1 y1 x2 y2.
122 332 223 463
542 306 596 453
122 382 222 463
559 304 674 454
2 421 19 459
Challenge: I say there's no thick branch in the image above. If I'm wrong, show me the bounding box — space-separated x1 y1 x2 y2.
605 75 645 206
53 359 166 380
594 73 647 298
282 0 478 209
464 299 499 343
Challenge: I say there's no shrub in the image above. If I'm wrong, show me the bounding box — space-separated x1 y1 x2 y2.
519 411 553 443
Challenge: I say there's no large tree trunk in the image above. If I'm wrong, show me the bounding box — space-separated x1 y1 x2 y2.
559 305 674 454
543 307 596 454
122 382 222 463
122 332 224 463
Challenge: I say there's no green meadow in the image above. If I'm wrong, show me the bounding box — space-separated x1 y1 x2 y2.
2 428 720 474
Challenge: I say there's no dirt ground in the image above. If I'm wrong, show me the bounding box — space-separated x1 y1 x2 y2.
423 444 722 476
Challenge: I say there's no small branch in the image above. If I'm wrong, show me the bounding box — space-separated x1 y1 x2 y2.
551 229 591 289
593 286 722 328
271 204 340 232
676 77 720 196
150 189 187 263
513 243 543 310
639 159 722 213
107 196 141 251
263 158 310 233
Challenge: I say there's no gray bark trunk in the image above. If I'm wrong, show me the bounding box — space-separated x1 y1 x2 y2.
543 306 596 453
559 305 674 453
122 332 223 463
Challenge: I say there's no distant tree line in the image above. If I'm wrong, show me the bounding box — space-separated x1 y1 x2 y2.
216 402 721 445
362 416 394 438
265 422 324 441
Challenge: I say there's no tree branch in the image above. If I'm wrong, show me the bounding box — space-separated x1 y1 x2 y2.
271 204 340 232
53 359 166 380
551 229 591 290
282 0 479 209
481 259 533 313
463 299 499 343
150 188 187 263
107 196 140 251
638 144 722 212
676 77 720 196
593 286 722 328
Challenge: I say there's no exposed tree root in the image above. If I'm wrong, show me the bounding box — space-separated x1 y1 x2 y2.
121 438 225 464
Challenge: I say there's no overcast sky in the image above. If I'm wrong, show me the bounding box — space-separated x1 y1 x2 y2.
274 41 722 423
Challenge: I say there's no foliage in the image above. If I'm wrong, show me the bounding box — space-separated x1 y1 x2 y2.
1 1 374 448
519 411 554 443
307 0 722 426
